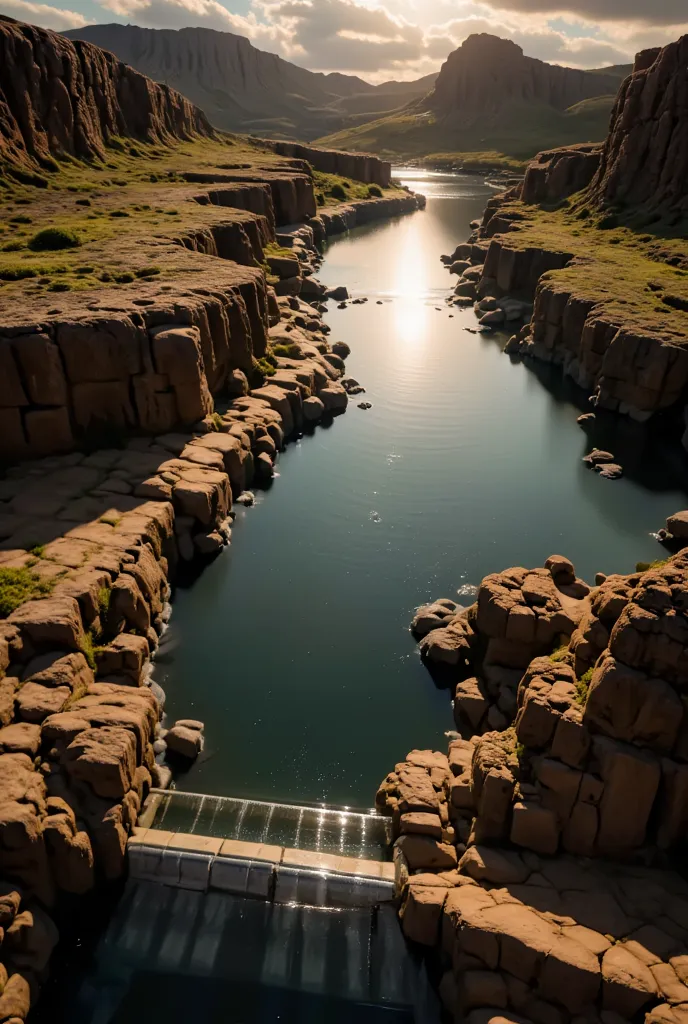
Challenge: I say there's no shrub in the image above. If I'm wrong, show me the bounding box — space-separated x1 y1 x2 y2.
330 183 347 201
75 198 91 206
598 213 619 230
1 241 24 252
113 272 134 284
367 185 383 198
47 282 71 292
0 567 54 618
0 267 37 281
10 215 32 225
273 342 301 359
28 227 80 251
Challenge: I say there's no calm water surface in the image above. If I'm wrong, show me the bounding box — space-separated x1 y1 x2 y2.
158 169 688 807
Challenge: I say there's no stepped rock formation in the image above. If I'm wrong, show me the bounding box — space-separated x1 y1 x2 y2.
65 23 432 140
587 37 688 218
380 547 688 1024
0 16 211 169
427 35 623 121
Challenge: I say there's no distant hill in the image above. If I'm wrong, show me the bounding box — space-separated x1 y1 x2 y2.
318 34 632 166
64 24 436 141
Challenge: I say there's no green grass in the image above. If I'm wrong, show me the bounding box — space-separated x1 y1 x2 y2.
0 567 55 618
486 199 688 342
636 558 670 572
313 171 400 206
316 95 616 165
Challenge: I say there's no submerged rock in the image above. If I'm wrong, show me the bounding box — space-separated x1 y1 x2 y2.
583 449 615 466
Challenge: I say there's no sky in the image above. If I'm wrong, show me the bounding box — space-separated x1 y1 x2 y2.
2 0 687 82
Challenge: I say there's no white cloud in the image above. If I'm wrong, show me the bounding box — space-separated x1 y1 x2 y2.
0 0 89 29
10 0 686 81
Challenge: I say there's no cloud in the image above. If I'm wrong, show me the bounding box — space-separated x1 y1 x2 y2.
481 0 686 26
0 0 89 29
99 0 289 48
259 0 424 70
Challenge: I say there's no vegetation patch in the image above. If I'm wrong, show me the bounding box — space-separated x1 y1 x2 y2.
29 227 81 251
575 669 593 707
0 567 55 618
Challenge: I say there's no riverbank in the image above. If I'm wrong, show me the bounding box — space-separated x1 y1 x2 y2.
0 37 425 1008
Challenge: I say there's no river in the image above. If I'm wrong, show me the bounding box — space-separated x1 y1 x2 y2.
157 168 688 809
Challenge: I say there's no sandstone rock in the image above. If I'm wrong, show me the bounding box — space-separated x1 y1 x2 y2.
400 883 446 945
0 974 31 1021
302 396 324 422
395 834 457 871
421 621 473 666
455 677 490 730
400 812 443 839
510 801 559 856
459 970 508 1011
64 726 137 799
0 723 42 756
459 845 528 884
594 736 661 853
9 597 83 651
666 511 688 541
585 655 682 753
601 945 658 1017
166 720 204 761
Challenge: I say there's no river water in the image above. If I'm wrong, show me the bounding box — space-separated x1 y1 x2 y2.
157 168 688 809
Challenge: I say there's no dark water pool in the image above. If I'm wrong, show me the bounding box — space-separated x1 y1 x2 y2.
156 168 688 808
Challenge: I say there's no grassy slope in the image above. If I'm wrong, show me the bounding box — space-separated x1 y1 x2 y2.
494 197 688 342
0 135 399 300
317 95 617 166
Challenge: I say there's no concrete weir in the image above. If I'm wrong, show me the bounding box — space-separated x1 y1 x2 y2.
128 828 395 907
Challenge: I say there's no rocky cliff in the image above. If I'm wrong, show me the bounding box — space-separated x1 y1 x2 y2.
0 16 211 170
378 540 688 1024
586 38 688 220
427 35 626 121
64 23 432 141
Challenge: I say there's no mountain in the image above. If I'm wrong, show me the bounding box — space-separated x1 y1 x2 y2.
64 24 436 141
317 34 632 167
0 16 211 171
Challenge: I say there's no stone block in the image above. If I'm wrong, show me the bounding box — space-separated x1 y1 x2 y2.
602 945 658 1017
594 736 661 853
13 333 67 405
24 407 74 456
400 883 446 945
510 801 559 855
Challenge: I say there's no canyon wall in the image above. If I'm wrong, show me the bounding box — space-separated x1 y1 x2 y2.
265 140 393 189
0 16 212 170
586 38 688 218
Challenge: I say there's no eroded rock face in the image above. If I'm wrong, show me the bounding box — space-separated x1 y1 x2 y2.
587 38 688 218
0 16 212 170
521 144 603 205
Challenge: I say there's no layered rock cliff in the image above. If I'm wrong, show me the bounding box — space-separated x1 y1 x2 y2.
586 38 688 219
0 16 211 170
426 35 625 122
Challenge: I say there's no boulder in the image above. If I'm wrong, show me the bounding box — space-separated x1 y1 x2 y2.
458 845 528 884
395 834 457 871
166 720 204 761
602 945 658 1017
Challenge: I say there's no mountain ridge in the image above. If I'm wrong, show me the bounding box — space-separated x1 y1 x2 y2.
64 23 436 140
318 34 632 166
